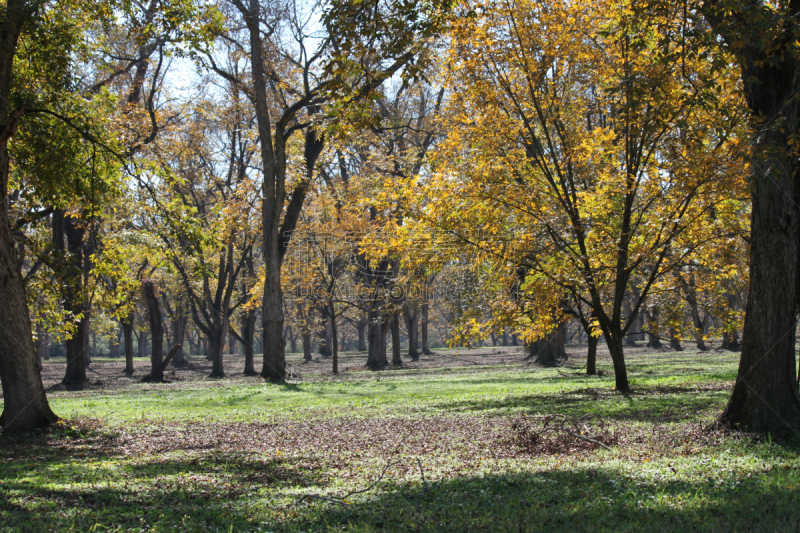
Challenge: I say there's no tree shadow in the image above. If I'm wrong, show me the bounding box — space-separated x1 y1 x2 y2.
292 467 800 532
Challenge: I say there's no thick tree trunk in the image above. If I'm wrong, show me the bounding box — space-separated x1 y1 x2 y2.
532 322 566 366
391 312 402 365
403 305 420 361
139 330 149 358
421 302 431 354
121 315 135 376
502 328 509 346
142 280 165 383
61 214 89 387
703 5 800 432
0 0 59 432
367 306 388 369
207 331 225 378
261 252 286 381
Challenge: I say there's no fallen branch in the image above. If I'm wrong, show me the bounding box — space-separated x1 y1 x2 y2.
297 460 396 506
405 458 442 500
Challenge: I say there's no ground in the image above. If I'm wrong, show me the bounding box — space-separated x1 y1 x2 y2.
1 344 799 532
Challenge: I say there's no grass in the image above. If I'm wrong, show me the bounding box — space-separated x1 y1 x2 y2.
1 348 799 532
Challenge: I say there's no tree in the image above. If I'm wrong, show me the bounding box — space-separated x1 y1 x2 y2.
423 0 747 391
208 0 450 381
699 0 800 431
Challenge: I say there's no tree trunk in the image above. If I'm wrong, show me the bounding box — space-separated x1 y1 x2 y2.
289 327 297 353
643 309 662 349
403 305 419 361
261 254 286 382
121 314 135 376
357 317 367 351
329 304 339 375
605 333 630 392
61 214 89 387
302 331 312 361
139 330 149 358
722 329 742 351
532 322 566 366
142 280 165 383
318 309 333 357
421 302 431 354
502 328 509 346
704 4 800 432
170 311 188 367
242 307 258 375
669 329 684 352
34 322 45 371
367 306 388 369
207 330 225 378
203 337 211 360
391 312 402 365
587 334 598 376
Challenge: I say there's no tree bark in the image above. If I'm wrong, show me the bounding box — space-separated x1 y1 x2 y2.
403 305 420 361
61 214 89 387
531 322 566 366
391 311 402 365
586 334 598 376
139 330 149 358
142 280 165 383
367 305 388 369
669 329 684 352
704 0 800 432
357 316 367 351
421 301 431 354
241 307 258 375
208 328 225 378
302 331 312 361
318 308 333 357
606 334 629 392
121 313 135 376
170 309 188 367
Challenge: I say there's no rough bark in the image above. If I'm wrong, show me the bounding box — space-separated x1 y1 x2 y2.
705 0 800 432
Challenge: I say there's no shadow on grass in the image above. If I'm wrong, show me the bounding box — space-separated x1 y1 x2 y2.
428 385 729 422
294 467 800 532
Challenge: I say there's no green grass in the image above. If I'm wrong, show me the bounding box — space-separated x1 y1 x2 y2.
1 349 799 532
